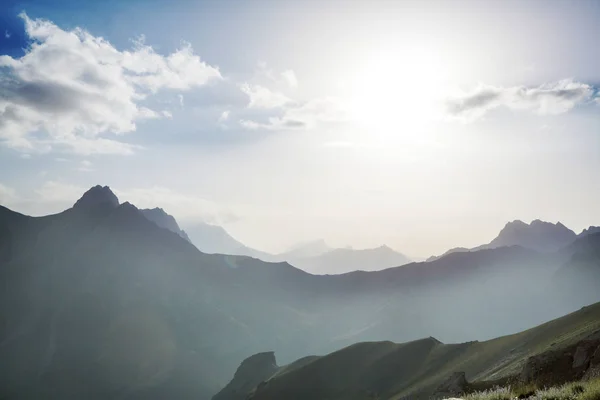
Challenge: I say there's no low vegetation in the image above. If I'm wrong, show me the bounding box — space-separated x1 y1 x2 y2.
459 377 600 400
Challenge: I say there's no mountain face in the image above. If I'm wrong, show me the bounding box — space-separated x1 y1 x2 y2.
1 187 600 400
215 302 600 400
288 245 412 275
140 207 191 242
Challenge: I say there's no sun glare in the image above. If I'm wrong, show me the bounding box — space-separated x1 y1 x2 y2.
349 46 446 137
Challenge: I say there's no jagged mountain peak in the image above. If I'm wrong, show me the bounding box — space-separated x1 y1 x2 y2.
73 185 119 210
487 219 576 252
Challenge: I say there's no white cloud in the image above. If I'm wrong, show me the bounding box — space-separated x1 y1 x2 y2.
445 79 595 122
4 30 11 39
281 69 298 88
240 97 348 131
240 83 291 109
0 13 221 154
178 94 184 107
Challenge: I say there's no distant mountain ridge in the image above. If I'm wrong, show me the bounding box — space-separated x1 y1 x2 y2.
288 245 412 274
428 219 598 262
2 185 599 400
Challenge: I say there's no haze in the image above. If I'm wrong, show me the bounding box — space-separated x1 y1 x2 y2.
2 0 600 258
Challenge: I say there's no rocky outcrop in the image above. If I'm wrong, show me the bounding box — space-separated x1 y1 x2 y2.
212 352 278 400
434 372 468 397
520 334 600 386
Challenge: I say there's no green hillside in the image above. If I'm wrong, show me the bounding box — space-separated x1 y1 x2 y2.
216 302 600 400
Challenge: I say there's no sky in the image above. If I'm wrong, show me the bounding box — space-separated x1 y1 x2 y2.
1 0 600 257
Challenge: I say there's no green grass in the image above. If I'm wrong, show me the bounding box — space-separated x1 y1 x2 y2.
461 378 600 400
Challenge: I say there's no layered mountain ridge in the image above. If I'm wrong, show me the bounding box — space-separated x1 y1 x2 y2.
1 185 599 400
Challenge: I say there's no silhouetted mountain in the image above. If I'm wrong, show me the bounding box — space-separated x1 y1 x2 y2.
1 188 600 400
141 207 191 242
184 221 270 259
215 302 600 400
289 245 412 274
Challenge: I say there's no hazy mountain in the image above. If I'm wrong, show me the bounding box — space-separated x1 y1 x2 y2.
277 239 331 259
184 221 271 259
427 219 580 261
480 219 577 252
1 186 600 400
426 247 470 262
215 301 600 400
140 207 191 242
289 245 412 275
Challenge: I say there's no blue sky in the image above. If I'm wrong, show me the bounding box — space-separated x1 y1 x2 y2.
1 0 600 257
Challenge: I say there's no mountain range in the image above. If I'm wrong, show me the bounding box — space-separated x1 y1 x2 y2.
178 221 413 274
427 219 599 261
1 185 599 400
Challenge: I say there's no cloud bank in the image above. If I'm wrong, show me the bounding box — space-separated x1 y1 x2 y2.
0 13 221 154
445 79 595 122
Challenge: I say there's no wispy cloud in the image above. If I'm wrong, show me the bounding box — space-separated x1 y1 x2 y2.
445 79 595 122
240 97 348 131
4 30 11 39
0 13 221 154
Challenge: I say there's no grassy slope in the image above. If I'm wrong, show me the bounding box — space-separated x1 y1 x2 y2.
248 302 600 400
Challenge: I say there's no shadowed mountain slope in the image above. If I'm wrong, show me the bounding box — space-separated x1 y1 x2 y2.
215 302 600 400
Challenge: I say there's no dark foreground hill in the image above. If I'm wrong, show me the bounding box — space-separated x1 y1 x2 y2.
1 186 600 399
214 302 600 400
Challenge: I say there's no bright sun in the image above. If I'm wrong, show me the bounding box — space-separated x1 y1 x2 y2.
349 46 446 136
